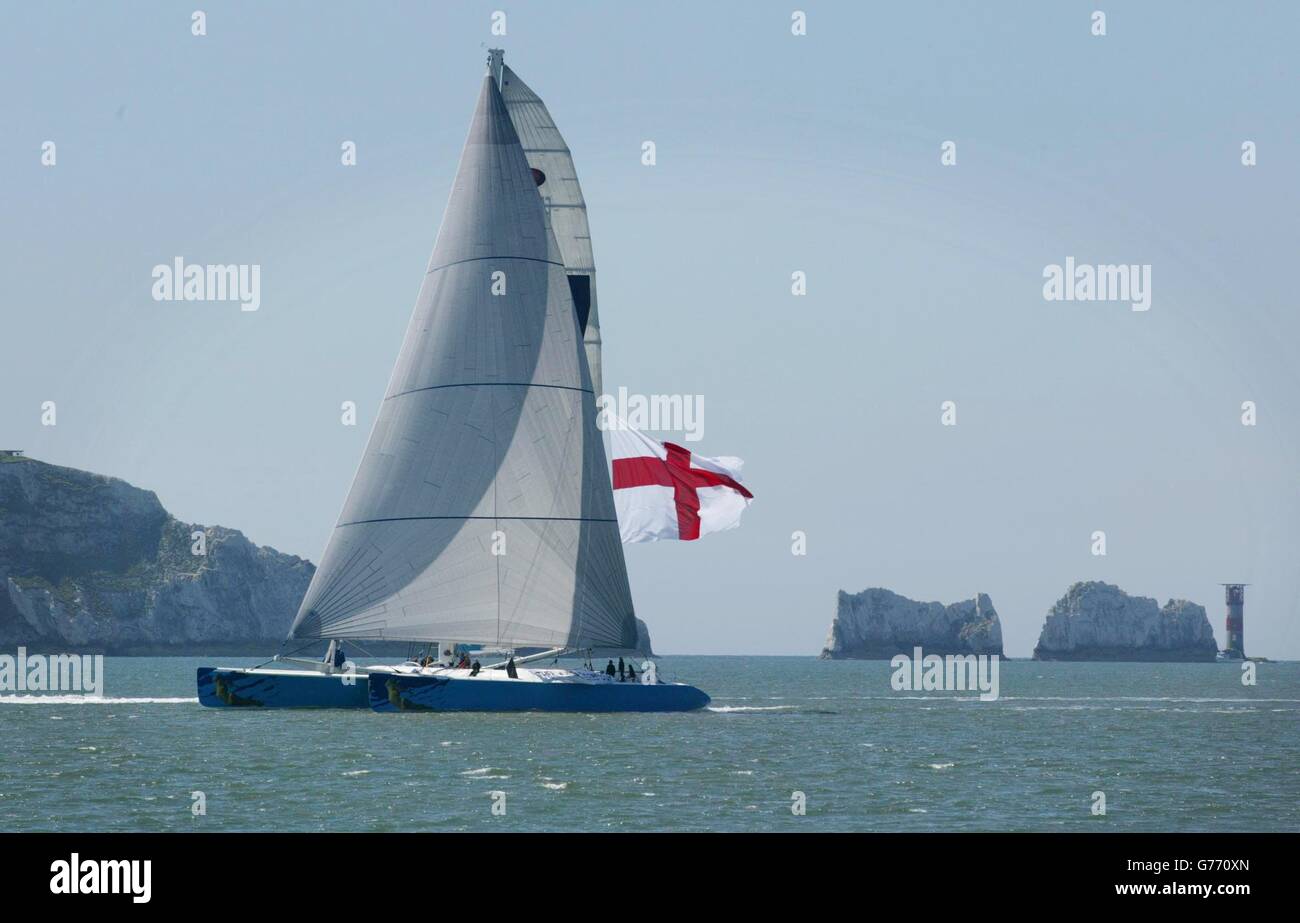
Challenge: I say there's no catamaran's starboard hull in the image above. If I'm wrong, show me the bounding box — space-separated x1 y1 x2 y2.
197 667 370 708
370 672 710 713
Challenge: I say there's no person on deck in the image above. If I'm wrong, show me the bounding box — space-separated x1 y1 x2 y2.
333 645 346 670
626 662 637 682
470 660 481 677
456 653 471 669
605 660 616 678
617 657 625 680
506 657 518 679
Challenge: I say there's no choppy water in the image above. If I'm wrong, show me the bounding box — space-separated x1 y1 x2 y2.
3 656 1297 831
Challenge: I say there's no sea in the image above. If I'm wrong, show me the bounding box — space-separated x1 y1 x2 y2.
2 656 1297 832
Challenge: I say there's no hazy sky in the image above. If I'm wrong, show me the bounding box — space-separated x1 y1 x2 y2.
2 2 1298 657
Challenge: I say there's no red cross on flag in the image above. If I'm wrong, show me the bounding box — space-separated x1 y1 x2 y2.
610 424 754 543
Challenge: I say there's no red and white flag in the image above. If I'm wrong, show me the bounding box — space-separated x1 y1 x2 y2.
610 424 754 543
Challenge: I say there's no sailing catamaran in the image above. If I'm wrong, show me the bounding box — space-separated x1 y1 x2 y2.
197 52 708 712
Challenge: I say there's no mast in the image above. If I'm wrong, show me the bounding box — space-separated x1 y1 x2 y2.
487 48 505 88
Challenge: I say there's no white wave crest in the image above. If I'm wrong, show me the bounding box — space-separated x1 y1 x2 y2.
0 695 197 705
460 767 509 779
707 704 798 713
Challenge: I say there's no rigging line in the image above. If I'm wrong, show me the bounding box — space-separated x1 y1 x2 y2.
338 515 617 526
568 293 606 650
343 639 380 660
494 412 501 650
248 640 288 672
250 639 318 671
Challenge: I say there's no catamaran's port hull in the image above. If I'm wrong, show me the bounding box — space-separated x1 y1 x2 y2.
371 672 710 713
197 667 370 708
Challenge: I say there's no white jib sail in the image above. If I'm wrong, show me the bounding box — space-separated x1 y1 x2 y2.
288 73 636 651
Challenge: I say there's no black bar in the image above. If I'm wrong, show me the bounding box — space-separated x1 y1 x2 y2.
0 833 1287 907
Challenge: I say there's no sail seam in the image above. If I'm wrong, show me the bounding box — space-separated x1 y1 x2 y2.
426 255 563 275
385 382 593 401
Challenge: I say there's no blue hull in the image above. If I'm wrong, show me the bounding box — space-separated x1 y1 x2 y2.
370 672 710 713
197 667 370 708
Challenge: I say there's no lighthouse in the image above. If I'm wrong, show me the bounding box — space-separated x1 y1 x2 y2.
1221 584 1247 659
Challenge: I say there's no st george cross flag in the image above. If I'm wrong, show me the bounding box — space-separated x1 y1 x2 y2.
609 424 754 543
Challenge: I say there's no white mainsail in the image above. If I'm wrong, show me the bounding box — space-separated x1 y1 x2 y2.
496 57 604 398
288 72 637 651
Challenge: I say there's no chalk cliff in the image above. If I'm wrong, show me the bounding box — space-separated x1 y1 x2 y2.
1033 581 1218 661
634 618 655 656
820 588 1003 659
0 455 313 653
